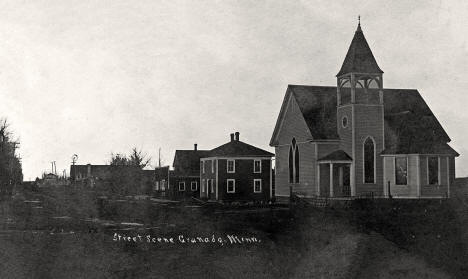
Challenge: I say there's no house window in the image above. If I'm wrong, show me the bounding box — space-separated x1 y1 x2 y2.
179 182 185 191
428 157 439 185
254 159 261 173
212 159 215 173
202 161 205 174
227 160 235 173
161 180 166 191
154 181 159 191
227 179 235 193
211 179 215 193
254 179 262 193
364 137 375 183
395 157 408 185
201 179 205 192
191 181 197 191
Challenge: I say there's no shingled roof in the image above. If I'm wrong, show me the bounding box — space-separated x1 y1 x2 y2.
173 150 210 176
270 85 458 156
318 150 353 161
210 138 274 158
336 23 383 76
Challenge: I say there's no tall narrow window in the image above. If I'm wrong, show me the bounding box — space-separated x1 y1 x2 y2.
294 146 300 183
178 182 185 191
254 179 262 193
254 159 261 173
364 137 375 183
227 160 235 173
289 146 294 183
191 181 197 191
428 157 439 185
395 157 408 185
288 146 294 183
227 179 235 193
289 138 300 183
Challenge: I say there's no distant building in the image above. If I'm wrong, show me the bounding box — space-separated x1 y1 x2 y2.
70 164 112 188
200 132 274 202
270 22 459 200
171 144 210 200
37 173 70 187
70 164 154 194
153 144 209 200
153 166 171 198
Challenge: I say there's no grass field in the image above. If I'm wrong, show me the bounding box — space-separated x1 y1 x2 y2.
0 180 467 278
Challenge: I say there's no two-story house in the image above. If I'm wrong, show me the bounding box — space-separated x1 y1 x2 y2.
200 132 274 202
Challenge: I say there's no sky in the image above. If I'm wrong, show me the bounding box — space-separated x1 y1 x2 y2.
0 0 467 180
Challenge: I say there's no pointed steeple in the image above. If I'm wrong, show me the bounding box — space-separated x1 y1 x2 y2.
336 21 383 77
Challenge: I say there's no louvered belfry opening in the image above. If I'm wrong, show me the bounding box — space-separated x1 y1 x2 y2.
337 22 384 107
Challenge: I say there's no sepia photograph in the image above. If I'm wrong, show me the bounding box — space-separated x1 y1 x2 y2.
0 0 467 278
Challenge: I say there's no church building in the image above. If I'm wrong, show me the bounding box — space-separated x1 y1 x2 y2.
270 22 459 199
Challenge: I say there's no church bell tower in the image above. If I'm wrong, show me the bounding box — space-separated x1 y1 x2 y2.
336 18 385 196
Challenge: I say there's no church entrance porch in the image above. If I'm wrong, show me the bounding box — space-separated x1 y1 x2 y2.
316 149 353 198
317 162 352 198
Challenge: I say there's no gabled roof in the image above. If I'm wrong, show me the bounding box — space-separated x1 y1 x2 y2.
337 24 383 76
172 150 210 176
270 85 457 156
318 150 352 161
209 140 274 158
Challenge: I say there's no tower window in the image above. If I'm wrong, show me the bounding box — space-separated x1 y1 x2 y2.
364 137 375 183
342 116 348 128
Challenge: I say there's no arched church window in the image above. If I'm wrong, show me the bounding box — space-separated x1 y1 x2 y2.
294 146 300 183
289 138 300 183
288 146 293 183
364 137 375 183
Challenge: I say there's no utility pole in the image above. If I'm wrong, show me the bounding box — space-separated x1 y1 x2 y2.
158 148 161 168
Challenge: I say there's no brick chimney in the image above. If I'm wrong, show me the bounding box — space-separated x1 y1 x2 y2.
235 132 240 141
194 143 198 151
230 133 235 142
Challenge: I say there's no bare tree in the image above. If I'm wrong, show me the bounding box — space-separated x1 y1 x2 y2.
0 118 23 196
129 148 151 169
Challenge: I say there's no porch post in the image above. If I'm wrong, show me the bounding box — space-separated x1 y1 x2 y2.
316 164 320 196
350 162 355 196
329 163 334 197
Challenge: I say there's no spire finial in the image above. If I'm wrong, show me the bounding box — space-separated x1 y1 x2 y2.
356 15 362 31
